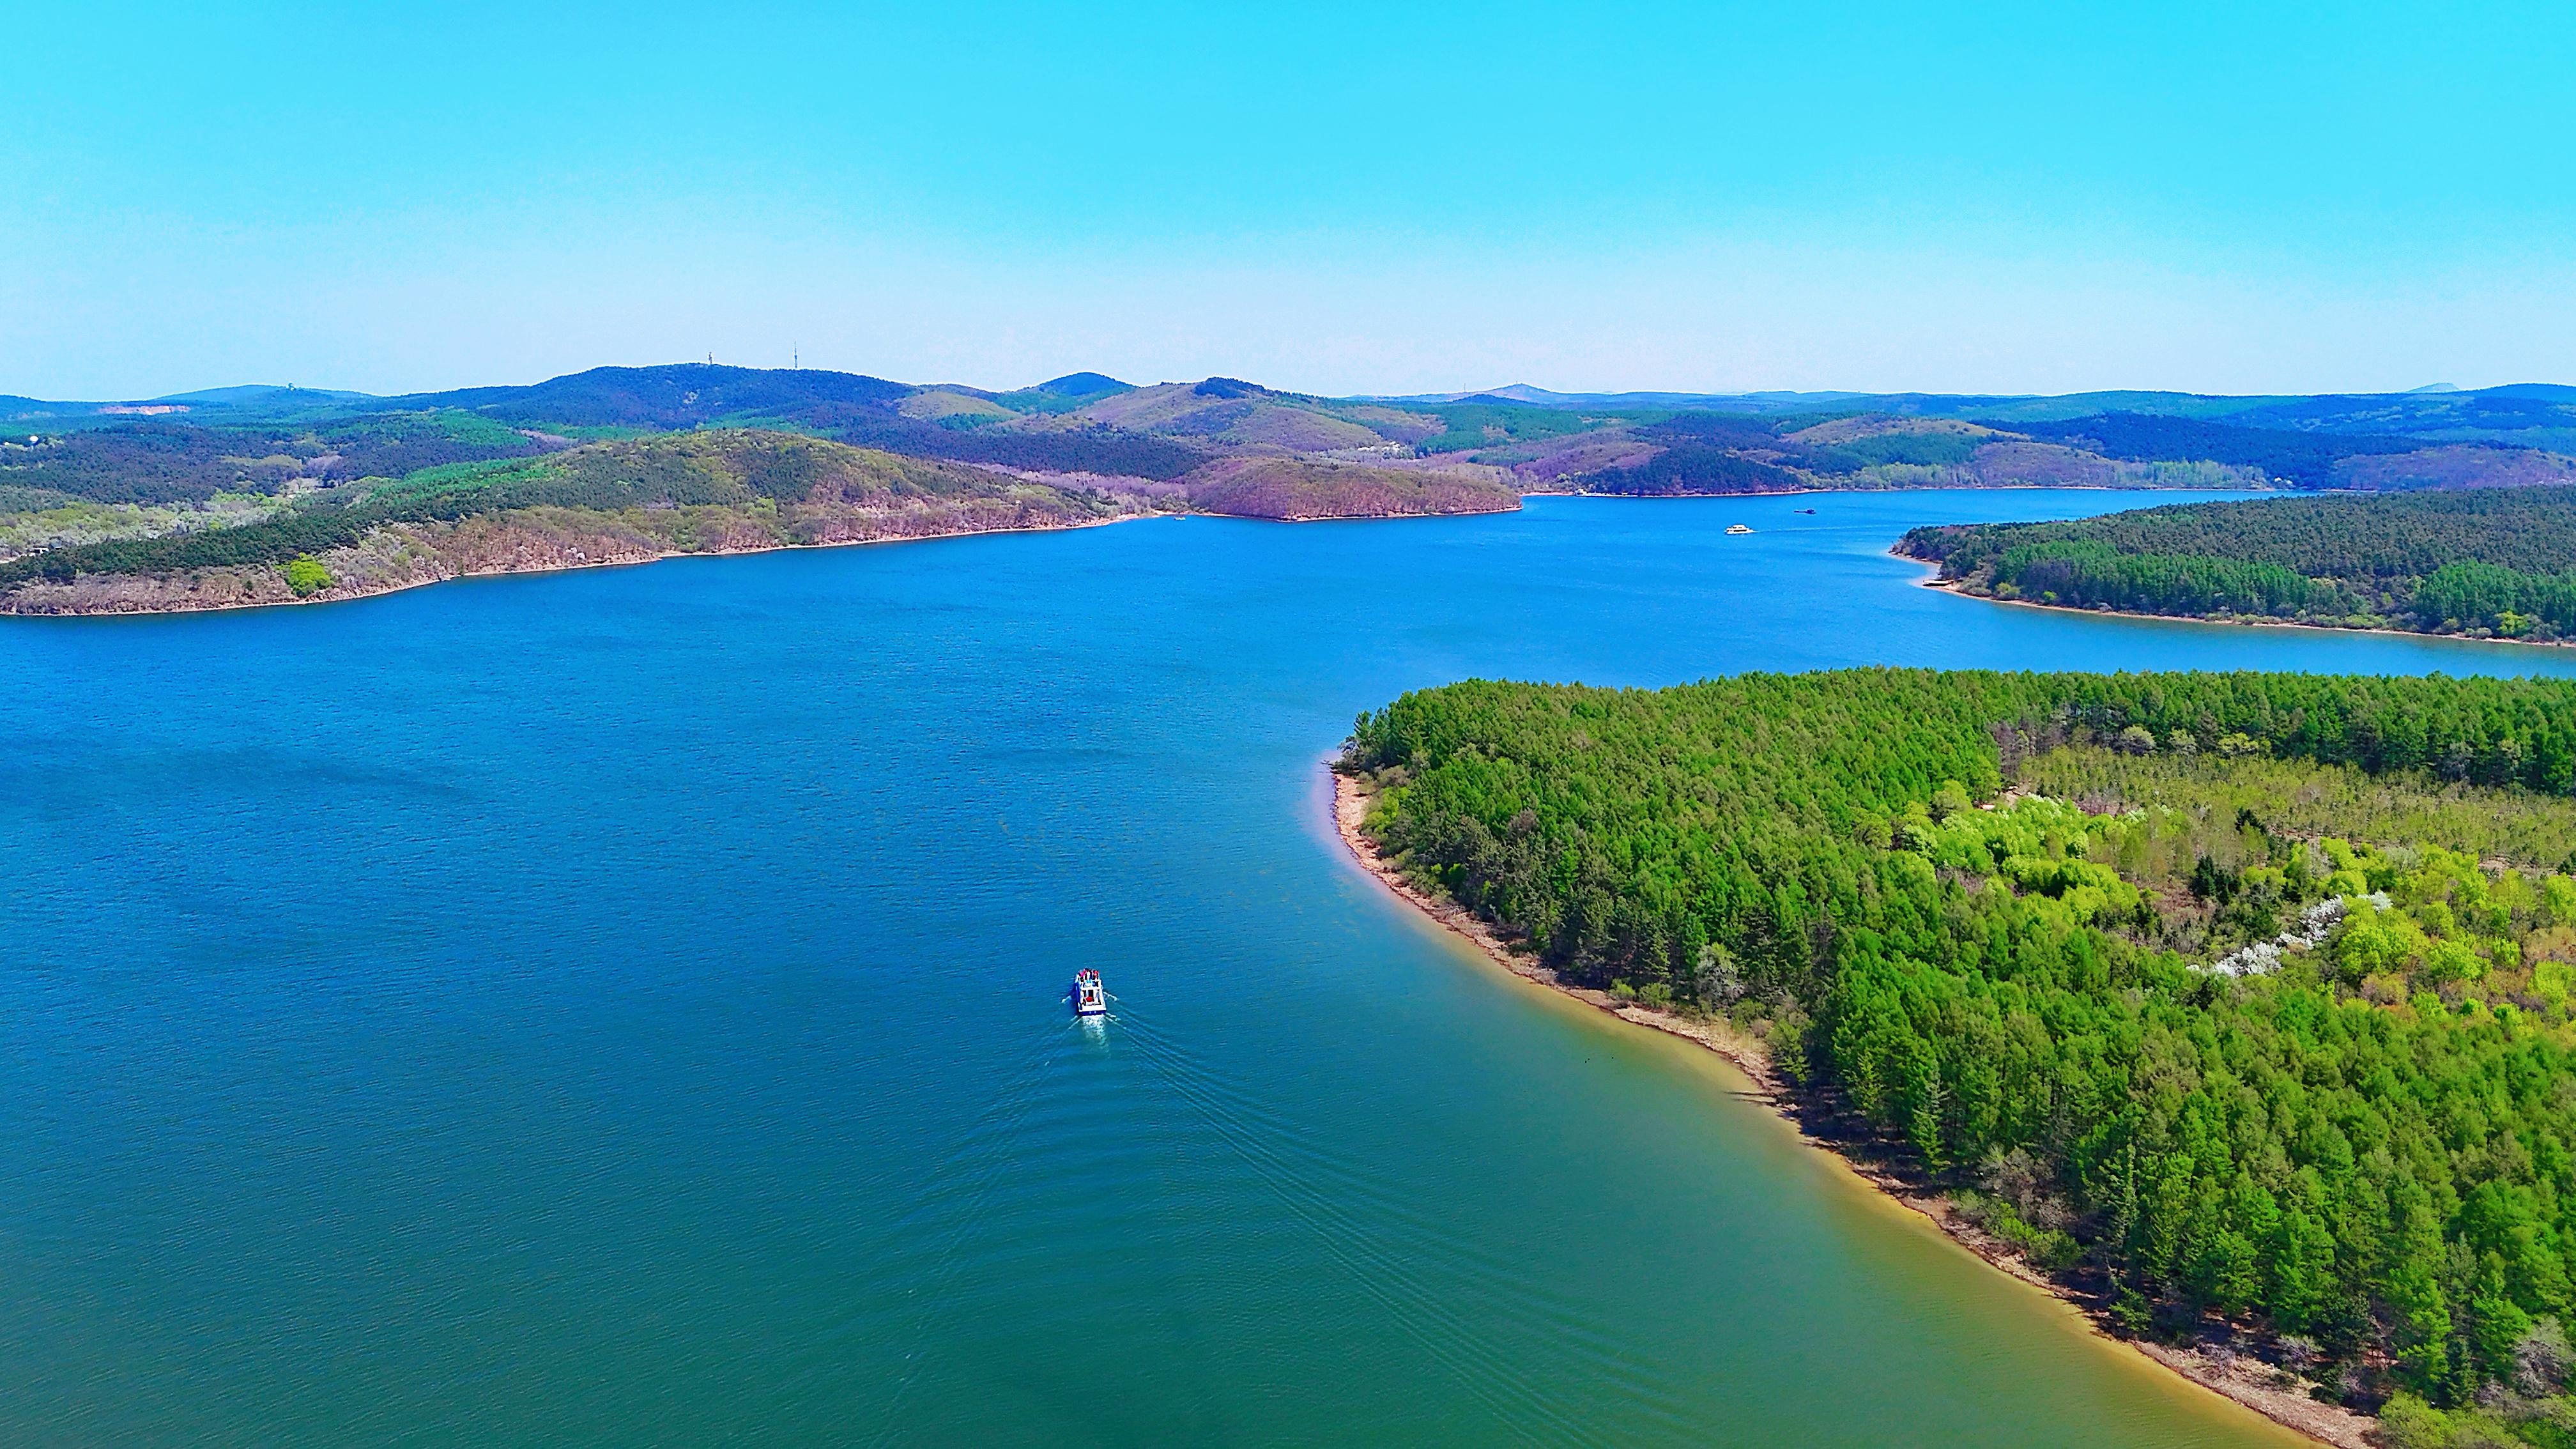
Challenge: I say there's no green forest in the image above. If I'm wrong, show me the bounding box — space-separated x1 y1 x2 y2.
1903 489 2576 641
2013 413 2428 488
0 411 546 507
1343 669 2576 1438
0 431 1123 588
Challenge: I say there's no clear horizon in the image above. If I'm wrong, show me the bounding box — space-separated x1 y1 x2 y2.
6 1 2572 401
29 370 2568 407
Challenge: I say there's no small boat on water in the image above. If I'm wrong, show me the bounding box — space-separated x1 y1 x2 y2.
1726 523 1754 535
1071 969 1108 1018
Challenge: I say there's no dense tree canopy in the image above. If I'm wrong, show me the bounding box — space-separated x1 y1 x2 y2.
0 433 1116 586
2014 413 2428 488
832 417 1209 480
1903 490 2576 640
0 413 547 506
1578 443 1805 495
1346 670 2576 1426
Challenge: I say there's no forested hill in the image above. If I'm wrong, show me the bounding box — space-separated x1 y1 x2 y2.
12 365 2576 510
0 431 1182 613
1901 489 2576 642
0 396 1520 612
1345 669 2576 1438
10 362 2576 611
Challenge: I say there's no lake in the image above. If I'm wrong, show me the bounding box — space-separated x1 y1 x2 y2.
8 490 2572 1446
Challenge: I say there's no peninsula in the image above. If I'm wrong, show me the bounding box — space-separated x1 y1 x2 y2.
1339 668 2576 1448
1899 488 2576 645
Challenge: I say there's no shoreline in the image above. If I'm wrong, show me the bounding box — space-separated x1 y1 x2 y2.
1517 482 2281 501
1898 553 2575 652
0 487 2275 620
0 510 1177 621
0 501 1542 621
1328 765 1780 1084
1328 765 2372 1448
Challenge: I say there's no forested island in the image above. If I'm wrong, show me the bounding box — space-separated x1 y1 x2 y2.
1901 490 2576 643
1340 669 2576 1446
7 365 2574 614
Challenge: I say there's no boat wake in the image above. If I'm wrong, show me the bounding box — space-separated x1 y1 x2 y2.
864 985 1686 1445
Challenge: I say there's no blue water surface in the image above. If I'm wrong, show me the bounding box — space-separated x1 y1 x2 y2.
5 491 2566 1448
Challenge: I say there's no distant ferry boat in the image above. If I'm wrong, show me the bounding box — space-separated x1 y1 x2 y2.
1727 524 1754 535
1071 969 1108 1018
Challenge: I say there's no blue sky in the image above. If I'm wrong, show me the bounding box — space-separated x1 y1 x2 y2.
4 1 2572 398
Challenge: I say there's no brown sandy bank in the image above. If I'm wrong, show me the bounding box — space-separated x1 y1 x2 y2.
1329 765 2373 1448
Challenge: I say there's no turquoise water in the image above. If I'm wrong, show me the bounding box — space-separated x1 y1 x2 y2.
8 491 2573 1447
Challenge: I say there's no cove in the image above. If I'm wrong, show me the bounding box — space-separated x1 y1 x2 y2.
8 490 2575 1447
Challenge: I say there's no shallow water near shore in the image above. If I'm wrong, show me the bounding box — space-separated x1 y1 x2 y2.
10 489 2576 1447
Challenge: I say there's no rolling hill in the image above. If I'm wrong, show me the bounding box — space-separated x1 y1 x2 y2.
6 362 2576 613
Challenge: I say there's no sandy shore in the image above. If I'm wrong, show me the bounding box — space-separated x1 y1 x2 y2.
1329 765 2373 1448
1329 766 1779 1082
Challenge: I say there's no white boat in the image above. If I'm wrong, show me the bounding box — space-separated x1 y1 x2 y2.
1727 523 1754 535
1071 969 1108 1017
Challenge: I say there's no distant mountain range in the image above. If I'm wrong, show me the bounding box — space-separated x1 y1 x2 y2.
6 364 2575 531
11 366 2574 476
1375 379 2576 430
10 367 2575 429
5 360 2576 615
